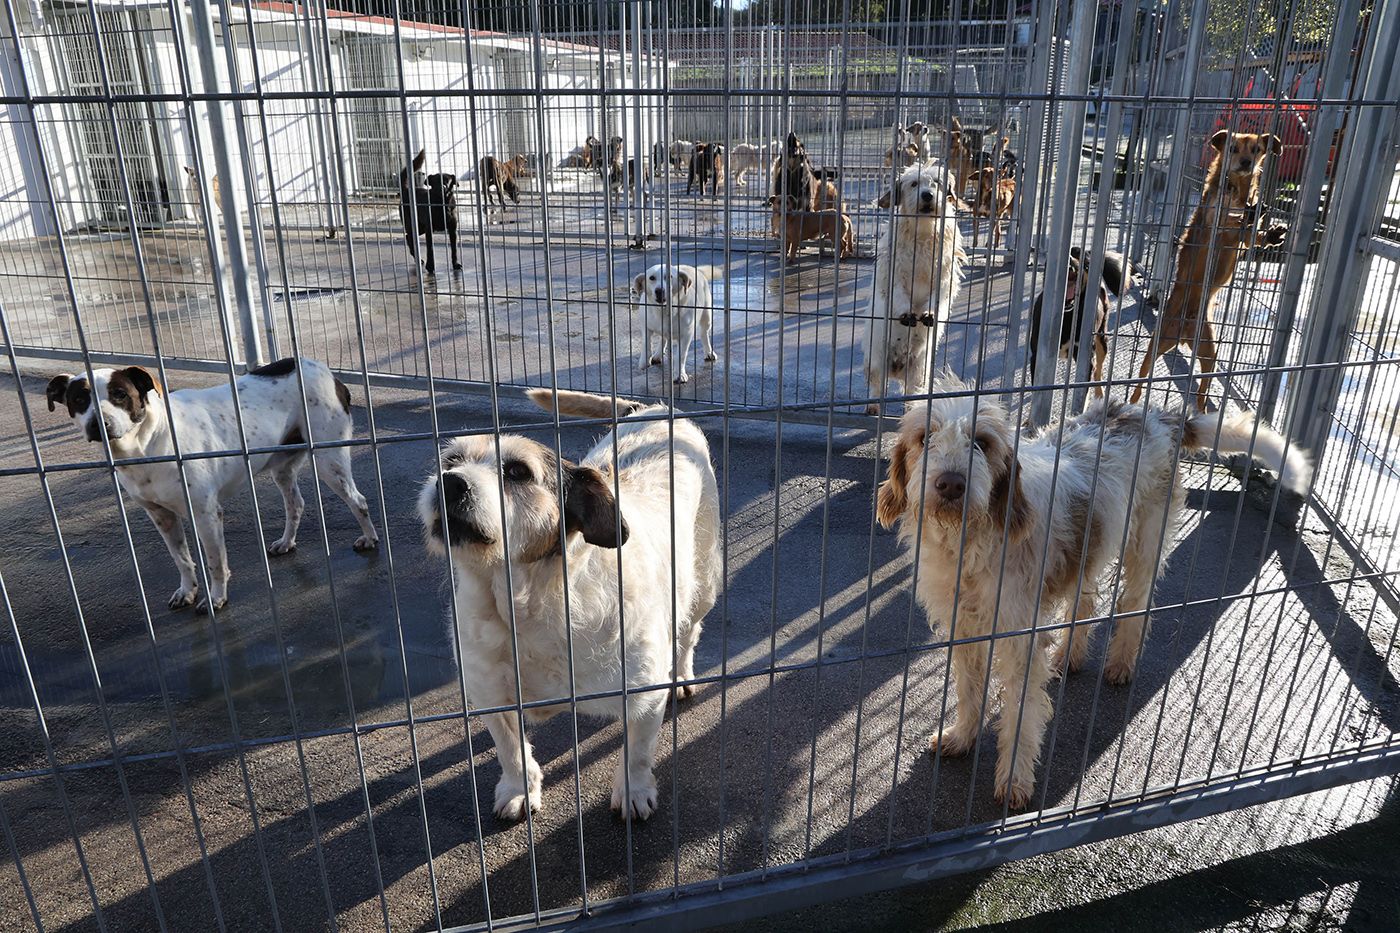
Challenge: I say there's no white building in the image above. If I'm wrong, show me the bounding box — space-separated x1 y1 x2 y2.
0 1 655 239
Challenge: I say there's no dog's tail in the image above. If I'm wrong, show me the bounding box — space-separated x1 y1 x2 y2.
1184 409 1312 495
526 388 648 420
1101 250 1144 297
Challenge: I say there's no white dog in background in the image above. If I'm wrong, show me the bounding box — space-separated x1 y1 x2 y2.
46 358 379 611
876 377 1311 808
419 389 720 822
863 162 968 415
631 262 721 384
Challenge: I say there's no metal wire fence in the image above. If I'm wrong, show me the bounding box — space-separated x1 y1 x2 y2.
0 0 1398 929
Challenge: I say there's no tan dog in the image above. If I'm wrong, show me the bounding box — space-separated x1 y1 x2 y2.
184 166 221 220
770 200 855 260
972 166 1015 250
1131 130 1288 410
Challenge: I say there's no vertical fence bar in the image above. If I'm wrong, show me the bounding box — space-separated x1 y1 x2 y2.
1285 0 1400 459
1029 0 1095 427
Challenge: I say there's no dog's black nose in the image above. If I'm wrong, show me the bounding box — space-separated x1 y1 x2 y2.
934 471 966 500
440 472 472 509
1240 158 1253 170
654 289 667 303
920 190 935 204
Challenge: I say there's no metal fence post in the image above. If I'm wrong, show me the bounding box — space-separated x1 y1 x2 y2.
1258 0 1367 423
1030 0 1096 427
1143 0 1209 299
187 0 264 369
1284 0 1400 461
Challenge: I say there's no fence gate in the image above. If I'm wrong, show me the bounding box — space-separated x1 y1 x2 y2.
0 0 1399 931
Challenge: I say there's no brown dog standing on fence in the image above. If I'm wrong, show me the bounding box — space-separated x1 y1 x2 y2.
479 154 530 209
1131 129 1288 411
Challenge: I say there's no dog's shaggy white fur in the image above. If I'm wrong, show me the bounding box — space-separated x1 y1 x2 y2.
876 378 1311 807
863 163 967 415
419 389 720 822
631 262 721 384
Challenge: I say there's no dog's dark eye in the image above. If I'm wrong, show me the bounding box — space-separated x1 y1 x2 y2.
503 460 533 483
110 389 126 401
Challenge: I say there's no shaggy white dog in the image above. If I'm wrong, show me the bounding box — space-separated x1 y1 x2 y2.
863 162 967 415
877 377 1311 807
419 389 720 822
631 262 721 384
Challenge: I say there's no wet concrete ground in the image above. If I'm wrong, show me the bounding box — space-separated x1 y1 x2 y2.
0 172 1396 931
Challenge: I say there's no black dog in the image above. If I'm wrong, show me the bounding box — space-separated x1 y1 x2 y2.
686 142 724 196
1028 247 1140 394
400 149 460 273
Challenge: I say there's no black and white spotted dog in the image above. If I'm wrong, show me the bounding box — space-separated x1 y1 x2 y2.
46 357 379 611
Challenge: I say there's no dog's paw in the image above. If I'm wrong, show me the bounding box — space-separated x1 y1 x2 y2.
452 262 463 271
1265 224 1288 246
168 586 199 610
267 539 297 557
897 312 919 327
353 535 379 552
494 788 541 822
993 777 1034 811
930 725 976 758
673 373 689 385
611 776 658 822
704 351 719 362
674 683 696 701
1103 660 1136 686
648 355 662 367
194 593 228 613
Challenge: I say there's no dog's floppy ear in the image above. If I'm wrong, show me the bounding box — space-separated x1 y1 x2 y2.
677 268 692 292
984 423 1033 545
1210 129 1230 152
120 366 160 401
631 272 645 295
876 419 926 529
877 186 893 209
564 464 627 548
1267 134 1283 155
46 374 73 412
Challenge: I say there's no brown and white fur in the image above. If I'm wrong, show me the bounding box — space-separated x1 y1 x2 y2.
46 358 379 611
418 389 720 822
875 377 1310 807
863 162 967 416
1131 130 1288 411
183 166 221 220
630 263 721 383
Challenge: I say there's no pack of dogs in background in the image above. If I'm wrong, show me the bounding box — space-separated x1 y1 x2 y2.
51 119 1306 823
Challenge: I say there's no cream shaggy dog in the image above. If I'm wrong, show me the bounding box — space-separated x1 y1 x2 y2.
876 377 1310 807
863 162 968 416
631 262 721 384
419 389 720 822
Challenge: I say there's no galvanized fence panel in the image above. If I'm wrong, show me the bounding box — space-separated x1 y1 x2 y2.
0 0 1397 930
